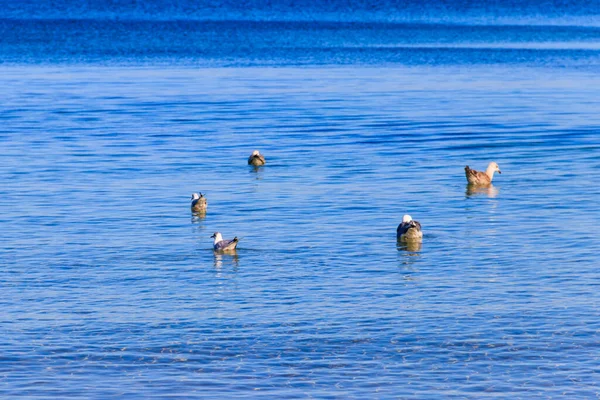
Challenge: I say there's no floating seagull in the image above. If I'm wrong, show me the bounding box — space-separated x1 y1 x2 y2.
211 232 239 252
465 162 501 186
397 214 423 242
248 150 266 166
191 192 207 213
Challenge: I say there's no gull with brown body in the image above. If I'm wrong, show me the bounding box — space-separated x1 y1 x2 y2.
397 214 423 242
465 162 501 186
191 192 207 213
248 150 266 166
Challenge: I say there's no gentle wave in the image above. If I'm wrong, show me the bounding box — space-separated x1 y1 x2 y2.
1 42 600 399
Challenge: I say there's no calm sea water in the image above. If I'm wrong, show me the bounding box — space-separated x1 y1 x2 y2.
1 3 600 398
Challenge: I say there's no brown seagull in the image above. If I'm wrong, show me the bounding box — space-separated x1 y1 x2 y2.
397 215 423 242
191 192 207 213
248 150 266 166
465 162 501 186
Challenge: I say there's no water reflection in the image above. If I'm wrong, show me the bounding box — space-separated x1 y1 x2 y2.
191 212 207 232
397 240 421 272
213 251 239 269
191 211 206 223
249 165 265 181
397 240 422 253
466 184 499 198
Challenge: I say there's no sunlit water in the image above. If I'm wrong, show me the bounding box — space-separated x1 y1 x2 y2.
1 15 600 399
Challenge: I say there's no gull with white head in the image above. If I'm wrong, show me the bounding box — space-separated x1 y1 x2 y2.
191 192 207 213
248 150 266 166
397 214 423 242
211 232 239 252
465 162 501 186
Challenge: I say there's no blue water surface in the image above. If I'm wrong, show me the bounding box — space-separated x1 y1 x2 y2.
1 1 600 398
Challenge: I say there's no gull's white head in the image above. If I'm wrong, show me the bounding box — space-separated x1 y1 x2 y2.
402 214 413 223
251 150 261 156
210 232 223 243
487 162 501 174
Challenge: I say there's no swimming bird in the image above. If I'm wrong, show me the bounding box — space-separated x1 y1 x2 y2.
191 192 207 212
248 150 266 166
465 162 501 186
211 232 239 252
397 215 423 242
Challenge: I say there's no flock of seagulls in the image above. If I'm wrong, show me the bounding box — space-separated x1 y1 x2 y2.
193 151 501 252
394 161 502 246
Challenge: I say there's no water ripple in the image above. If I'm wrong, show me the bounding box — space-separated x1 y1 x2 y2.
1 65 599 397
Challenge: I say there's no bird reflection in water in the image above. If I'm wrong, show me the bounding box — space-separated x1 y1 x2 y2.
249 165 265 181
213 250 239 270
465 184 499 199
396 240 421 274
191 210 207 223
397 240 422 253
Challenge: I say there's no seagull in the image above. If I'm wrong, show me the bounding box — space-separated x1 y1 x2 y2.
397 215 423 242
465 162 501 186
211 232 239 252
191 192 207 212
248 150 266 166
